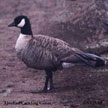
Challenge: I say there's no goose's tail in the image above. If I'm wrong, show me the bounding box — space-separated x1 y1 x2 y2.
75 52 106 67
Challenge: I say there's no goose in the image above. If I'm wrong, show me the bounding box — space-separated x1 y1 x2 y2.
8 15 106 93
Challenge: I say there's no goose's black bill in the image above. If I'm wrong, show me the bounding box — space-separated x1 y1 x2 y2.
8 22 15 27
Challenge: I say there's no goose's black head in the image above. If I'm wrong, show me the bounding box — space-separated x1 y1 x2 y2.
8 15 33 36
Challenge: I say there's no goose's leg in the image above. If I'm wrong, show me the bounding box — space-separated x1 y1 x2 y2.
49 71 54 90
43 71 50 92
43 71 54 92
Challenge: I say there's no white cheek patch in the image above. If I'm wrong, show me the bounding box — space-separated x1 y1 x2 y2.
18 19 25 27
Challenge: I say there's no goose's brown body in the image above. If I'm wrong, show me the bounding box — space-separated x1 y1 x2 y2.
16 34 80 71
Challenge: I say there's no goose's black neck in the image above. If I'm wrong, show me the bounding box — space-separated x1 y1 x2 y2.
20 24 33 37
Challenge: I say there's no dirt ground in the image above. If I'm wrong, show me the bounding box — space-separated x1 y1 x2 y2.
0 0 108 108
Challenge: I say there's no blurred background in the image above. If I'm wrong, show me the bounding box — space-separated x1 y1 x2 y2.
0 0 108 108
1 0 108 50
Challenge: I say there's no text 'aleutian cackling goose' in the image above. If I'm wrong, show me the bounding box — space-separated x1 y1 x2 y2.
8 15 106 93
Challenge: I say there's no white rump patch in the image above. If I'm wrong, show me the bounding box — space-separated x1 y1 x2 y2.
17 18 25 27
62 62 75 69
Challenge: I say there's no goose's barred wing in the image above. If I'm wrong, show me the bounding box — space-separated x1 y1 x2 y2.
32 35 77 61
27 35 105 68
